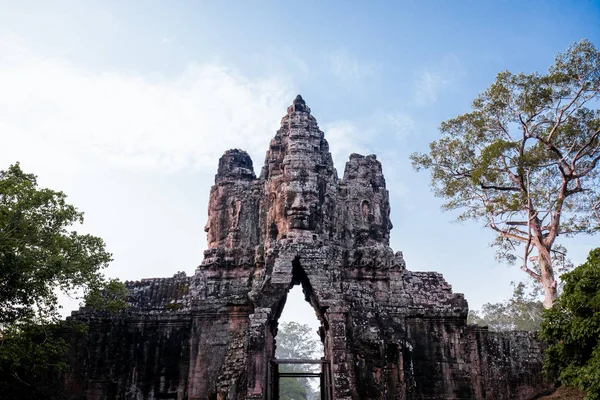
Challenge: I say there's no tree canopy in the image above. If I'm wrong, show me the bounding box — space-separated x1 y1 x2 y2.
275 321 322 361
0 162 120 396
541 248 600 400
0 163 112 325
411 40 600 307
468 282 544 331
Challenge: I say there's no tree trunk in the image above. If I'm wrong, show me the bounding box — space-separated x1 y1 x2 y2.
537 245 557 308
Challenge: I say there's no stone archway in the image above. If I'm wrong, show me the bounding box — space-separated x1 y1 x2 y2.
244 254 337 400
266 258 333 400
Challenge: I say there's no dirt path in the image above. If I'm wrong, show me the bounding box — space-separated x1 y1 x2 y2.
536 387 586 399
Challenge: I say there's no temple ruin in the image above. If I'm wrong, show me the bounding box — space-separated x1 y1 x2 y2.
65 96 550 399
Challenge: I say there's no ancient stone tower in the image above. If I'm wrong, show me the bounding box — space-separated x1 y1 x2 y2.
65 96 550 399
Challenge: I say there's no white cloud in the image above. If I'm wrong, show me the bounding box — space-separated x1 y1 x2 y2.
414 54 464 105
327 49 378 86
161 37 170 44
0 37 295 176
0 38 374 318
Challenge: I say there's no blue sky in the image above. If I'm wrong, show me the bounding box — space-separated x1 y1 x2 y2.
1 1 599 326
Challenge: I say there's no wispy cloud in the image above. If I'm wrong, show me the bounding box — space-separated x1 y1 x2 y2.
414 54 464 105
281 48 310 76
0 36 379 202
414 70 447 105
323 117 410 201
327 49 378 86
0 37 296 176
386 112 415 140
253 47 310 79
322 120 370 169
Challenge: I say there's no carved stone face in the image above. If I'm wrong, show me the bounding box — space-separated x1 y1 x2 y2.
284 185 321 230
268 171 323 234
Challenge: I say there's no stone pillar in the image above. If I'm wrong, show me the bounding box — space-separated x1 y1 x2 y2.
327 309 353 400
246 308 272 400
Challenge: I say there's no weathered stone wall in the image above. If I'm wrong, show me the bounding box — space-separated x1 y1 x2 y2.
65 95 551 399
64 313 192 399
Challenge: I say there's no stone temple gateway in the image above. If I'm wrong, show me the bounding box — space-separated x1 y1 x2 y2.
65 96 550 399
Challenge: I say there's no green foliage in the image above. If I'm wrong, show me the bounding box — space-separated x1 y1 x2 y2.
0 323 70 399
468 282 544 331
279 377 308 400
1 163 112 325
0 162 122 398
276 321 322 360
541 248 600 400
411 40 600 306
83 278 128 314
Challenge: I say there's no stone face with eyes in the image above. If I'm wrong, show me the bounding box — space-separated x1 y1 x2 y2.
264 167 328 240
260 94 337 239
284 186 321 231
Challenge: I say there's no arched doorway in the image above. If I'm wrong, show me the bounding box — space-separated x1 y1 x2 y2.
266 258 333 400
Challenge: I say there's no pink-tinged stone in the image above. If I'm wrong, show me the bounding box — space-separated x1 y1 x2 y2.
63 96 551 400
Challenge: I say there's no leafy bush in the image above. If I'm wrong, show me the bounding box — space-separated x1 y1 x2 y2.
541 248 600 400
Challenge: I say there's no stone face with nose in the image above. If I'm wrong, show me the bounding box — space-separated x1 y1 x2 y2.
287 189 312 230
257 94 333 238
290 190 307 212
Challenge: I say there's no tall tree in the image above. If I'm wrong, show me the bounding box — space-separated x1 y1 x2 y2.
0 162 116 395
275 321 322 361
411 40 600 307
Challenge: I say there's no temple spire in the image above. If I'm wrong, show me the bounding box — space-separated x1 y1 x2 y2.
293 94 305 104
287 94 310 114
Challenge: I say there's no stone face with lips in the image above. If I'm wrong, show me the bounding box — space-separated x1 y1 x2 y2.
259 94 337 239
284 184 321 230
